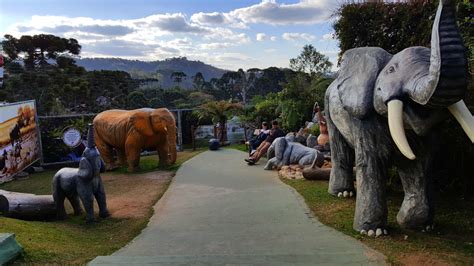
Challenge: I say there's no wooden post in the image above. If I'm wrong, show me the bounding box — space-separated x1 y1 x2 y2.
0 190 56 219
177 110 183 152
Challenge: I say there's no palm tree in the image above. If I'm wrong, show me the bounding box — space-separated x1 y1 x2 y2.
194 100 243 144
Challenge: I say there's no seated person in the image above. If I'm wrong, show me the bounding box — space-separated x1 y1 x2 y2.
245 120 285 165
247 122 270 156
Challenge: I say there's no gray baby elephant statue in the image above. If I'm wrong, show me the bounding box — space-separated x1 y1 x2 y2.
52 124 110 223
265 137 320 170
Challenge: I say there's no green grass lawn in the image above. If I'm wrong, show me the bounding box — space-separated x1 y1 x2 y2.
282 178 474 265
0 149 203 264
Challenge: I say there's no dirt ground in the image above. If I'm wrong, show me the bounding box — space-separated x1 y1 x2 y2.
99 171 174 219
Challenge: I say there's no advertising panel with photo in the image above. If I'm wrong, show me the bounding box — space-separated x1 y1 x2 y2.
0 100 40 183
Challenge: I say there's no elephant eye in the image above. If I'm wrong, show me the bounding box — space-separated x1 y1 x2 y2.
388 66 396 74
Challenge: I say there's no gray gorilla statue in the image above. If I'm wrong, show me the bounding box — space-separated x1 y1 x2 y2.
325 0 473 236
52 124 110 223
264 137 320 170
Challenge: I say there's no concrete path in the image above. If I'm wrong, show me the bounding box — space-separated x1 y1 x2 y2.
91 149 385 265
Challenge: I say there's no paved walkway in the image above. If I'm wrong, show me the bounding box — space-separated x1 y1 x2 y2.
90 149 385 265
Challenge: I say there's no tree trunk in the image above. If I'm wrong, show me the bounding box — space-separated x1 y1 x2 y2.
0 190 56 219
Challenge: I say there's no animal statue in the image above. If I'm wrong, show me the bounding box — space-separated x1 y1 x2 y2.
325 0 473 236
52 124 109 223
9 123 22 146
264 137 320 170
315 105 329 147
93 108 177 172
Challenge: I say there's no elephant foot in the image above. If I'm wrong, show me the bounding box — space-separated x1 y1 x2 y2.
396 196 432 230
99 210 110 218
337 190 355 198
360 228 388 238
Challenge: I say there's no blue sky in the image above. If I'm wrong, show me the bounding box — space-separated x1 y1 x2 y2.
0 0 341 71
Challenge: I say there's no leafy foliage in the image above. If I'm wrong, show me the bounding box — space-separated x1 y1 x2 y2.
289 44 332 76
333 0 472 65
2 34 81 69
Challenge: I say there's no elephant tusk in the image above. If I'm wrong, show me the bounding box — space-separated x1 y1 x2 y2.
448 100 474 143
387 100 416 160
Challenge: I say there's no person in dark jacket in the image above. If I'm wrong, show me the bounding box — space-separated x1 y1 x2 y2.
247 122 270 156
245 120 285 165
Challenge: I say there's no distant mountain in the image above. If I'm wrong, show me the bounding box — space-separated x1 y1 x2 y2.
75 57 228 89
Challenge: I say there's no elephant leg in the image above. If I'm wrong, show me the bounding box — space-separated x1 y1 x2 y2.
53 188 67 220
94 179 110 218
156 140 170 167
78 185 95 223
264 157 278 170
327 115 355 196
67 194 83 216
116 149 127 166
352 118 393 233
395 133 436 230
96 138 116 170
125 139 141 172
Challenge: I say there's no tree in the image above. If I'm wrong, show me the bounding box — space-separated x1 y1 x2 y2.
192 72 205 90
2 34 81 69
170 71 187 87
127 91 148 109
289 45 332 77
194 100 243 143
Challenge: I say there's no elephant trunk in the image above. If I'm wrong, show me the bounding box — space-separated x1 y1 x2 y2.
411 0 468 108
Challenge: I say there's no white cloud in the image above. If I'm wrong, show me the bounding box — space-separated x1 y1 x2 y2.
228 0 333 26
256 33 266 42
200 42 233 50
145 13 208 33
264 48 276 53
282 32 315 42
322 32 334 41
191 12 227 25
188 0 333 28
270 36 277 41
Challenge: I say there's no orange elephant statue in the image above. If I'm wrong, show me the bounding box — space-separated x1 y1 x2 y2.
93 108 177 172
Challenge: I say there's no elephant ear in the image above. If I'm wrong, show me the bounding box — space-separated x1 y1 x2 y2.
78 157 93 180
337 47 392 119
131 111 154 137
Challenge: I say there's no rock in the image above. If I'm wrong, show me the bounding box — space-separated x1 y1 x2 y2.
360 229 367 235
208 139 220 150
343 191 349 197
32 167 44 173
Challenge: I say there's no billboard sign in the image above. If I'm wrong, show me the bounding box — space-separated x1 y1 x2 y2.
0 100 40 183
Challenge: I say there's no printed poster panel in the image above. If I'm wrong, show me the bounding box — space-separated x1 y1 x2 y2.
0 100 40 183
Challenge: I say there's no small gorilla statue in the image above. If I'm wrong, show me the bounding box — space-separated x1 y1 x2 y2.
264 137 320 170
52 124 110 223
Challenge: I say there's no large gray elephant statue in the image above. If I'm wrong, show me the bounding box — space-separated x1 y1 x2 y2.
52 124 110 223
264 137 321 170
325 0 473 236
